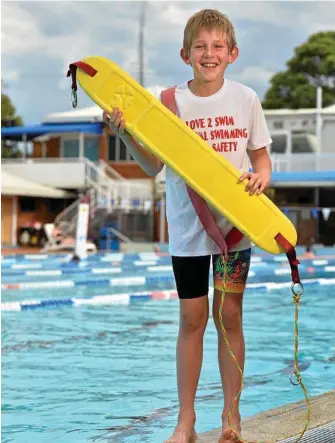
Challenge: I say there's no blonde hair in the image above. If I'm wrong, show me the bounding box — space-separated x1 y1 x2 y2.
183 9 237 55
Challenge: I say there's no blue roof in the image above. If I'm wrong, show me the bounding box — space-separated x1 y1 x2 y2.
1 122 103 139
271 170 335 183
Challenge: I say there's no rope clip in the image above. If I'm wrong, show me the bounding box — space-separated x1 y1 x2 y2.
290 371 302 386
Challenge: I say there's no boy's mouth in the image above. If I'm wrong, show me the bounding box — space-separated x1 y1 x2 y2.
201 63 218 69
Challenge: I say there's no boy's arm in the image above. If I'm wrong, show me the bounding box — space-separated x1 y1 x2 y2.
120 132 164 177
103 109 163 177
239 93 272 196
239 147 272 195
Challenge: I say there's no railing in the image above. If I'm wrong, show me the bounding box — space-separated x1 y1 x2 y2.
102 152 335 174
154 154 335 186
271 153 335 172
1 157 92 164
54 198 81 234
108 227 132 243
54 172 152 238
84 157 111 188
3 152 335 172
2 156 152 196
98 159 125 180
54 186 98 237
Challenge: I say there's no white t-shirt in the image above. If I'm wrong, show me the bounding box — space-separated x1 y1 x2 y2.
158 79 272 257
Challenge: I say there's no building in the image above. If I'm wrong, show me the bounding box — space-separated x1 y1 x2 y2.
263 104 335 246
1 99 335 247
1 170 74 246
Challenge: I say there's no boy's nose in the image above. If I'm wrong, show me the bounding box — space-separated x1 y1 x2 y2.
204 47 213 56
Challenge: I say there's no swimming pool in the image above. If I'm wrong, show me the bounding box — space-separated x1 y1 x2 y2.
2 250 335 443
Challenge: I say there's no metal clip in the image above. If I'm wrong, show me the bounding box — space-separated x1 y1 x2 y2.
71 89 78 108
290 371 301 386
291 281 304 297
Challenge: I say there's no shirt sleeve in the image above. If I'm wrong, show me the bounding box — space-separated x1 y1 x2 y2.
248 95 272 151
148 87 162 102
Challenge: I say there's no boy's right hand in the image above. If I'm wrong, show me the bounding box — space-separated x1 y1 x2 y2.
103 108 128 138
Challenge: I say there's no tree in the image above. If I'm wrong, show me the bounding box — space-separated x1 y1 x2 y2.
1 86 24 158
1 90 24 127
262 31 335 109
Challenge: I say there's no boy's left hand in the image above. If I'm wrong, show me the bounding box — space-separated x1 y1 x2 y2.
238 172 270 196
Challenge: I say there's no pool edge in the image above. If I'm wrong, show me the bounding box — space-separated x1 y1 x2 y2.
197 390 335 442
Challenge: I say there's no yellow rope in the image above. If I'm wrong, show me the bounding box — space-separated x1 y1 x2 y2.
218 254 311 443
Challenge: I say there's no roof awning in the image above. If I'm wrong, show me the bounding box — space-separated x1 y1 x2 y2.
271 170 335 187
1 122 103 141
1 170 75 198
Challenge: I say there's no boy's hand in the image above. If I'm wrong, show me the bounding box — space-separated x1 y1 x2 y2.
238 171 270 196
103 107 127 137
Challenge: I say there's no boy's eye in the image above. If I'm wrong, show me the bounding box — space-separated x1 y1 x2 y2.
194 44 224 49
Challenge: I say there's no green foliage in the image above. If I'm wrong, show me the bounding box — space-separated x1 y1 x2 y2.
1 92 24 126
262 31 335 109
1 88 24 158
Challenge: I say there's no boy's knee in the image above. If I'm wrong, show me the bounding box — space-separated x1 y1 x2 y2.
213 300 242 332
180 309 208 335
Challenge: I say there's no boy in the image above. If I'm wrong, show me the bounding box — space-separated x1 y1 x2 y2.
103 9 272 443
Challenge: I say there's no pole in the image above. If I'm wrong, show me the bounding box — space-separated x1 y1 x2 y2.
139 2 146 86
22 134 27 158
314 188 320 243
79 132 84 158
316 85 323 154
74 200 90 260
12 196 18 246
159 194 166 243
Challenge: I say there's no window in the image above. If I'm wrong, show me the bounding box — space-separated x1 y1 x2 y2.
46 199 68 213
109 136 116 161
19 197 36 212
84 138 99 161
108 136 135 161
291 133 314 153
120 139 127 161
63 139 79 158
273 121 284 129
269 135 287 153
62 137 99 161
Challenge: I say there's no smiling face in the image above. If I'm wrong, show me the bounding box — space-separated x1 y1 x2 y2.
181 27 238 88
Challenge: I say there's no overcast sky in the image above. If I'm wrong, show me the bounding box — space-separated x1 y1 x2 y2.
2 1 335 125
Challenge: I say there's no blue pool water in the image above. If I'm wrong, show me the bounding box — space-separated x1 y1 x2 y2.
1 251 335 443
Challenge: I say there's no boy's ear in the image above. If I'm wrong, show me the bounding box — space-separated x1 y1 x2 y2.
228 46 239 64
180 48 191 65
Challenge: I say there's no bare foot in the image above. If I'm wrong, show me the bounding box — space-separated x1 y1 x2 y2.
164 422 197 443
218 413 241 443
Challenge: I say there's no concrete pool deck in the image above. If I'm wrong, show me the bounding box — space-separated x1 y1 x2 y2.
197 390 335 442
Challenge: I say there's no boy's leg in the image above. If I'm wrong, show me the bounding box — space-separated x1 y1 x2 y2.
214 288 244 442
211 249 251 443
164 255 211 443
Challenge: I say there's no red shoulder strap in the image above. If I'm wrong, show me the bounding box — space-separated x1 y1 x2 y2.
160 87 243 257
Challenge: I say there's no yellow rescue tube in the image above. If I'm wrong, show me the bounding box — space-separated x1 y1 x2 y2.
75 56 297 254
